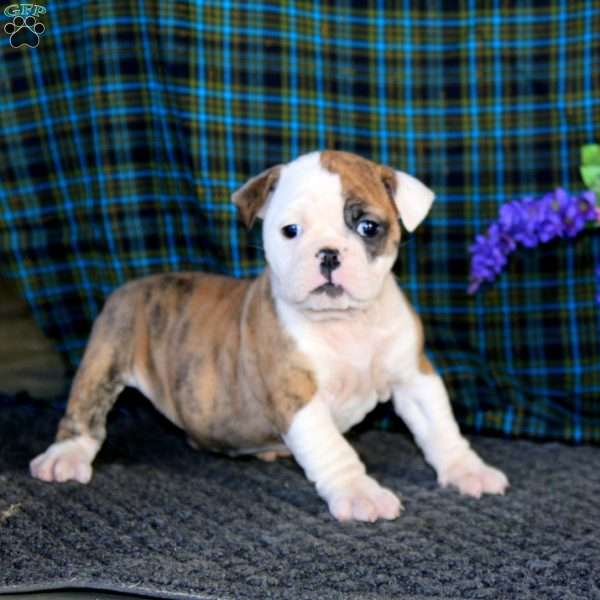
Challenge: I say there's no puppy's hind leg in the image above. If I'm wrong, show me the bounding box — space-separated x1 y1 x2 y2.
31 328 128 484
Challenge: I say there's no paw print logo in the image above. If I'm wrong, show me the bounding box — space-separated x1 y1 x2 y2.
4 15 45 48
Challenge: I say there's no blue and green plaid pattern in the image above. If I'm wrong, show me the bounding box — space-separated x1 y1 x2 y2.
1 1 599 442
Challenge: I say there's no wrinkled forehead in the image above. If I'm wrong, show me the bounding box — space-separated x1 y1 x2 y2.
319 151 398 221
272 151 397 221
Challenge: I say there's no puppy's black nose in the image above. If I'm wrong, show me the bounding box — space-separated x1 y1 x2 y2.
318 248 341 278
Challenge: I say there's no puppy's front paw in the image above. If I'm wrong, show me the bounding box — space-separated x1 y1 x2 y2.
30 436 99 483
439 451 509 498
327 475 402 522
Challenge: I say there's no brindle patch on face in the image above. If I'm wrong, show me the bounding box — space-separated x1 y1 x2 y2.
343 198 390 260
320 151 401 260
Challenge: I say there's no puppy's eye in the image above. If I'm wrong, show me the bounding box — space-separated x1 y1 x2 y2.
281 224 301 239
356 220 380 238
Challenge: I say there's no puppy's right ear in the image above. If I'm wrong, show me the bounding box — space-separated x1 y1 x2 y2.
232 165 282 229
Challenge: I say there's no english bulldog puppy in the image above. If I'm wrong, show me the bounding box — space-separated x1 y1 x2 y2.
30 151 508 522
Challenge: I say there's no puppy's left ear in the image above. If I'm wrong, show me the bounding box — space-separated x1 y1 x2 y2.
232 165 282 229
380 168 435 232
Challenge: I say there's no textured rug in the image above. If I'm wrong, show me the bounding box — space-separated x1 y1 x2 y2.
1 394 599 600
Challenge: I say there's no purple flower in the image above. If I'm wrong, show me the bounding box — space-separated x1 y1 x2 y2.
554 189 582 237
468 188 598 294
536 193 565 242
499 200 538 247
467 224 515 294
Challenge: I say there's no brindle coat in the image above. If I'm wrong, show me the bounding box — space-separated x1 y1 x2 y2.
56 271 315 456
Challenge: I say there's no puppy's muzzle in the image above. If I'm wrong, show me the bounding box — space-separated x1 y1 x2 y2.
315 248 344 298
318 248 341 279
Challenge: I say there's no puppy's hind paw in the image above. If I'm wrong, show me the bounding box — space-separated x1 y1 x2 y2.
327 475 403 523
30 436 99 483
439 452 509 498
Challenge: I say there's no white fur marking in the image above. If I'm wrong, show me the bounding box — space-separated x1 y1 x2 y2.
392 171 435 232
30 435 100 484
276 276 417 433
284 399 402 521
393 372 509 496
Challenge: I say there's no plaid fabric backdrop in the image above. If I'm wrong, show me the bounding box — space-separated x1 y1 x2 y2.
1 1 599 441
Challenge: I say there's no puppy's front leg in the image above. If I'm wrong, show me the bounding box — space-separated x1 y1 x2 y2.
284 398 402 522
393 361 508 497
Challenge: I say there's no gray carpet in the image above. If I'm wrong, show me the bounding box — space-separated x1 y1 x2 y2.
1 394 599 600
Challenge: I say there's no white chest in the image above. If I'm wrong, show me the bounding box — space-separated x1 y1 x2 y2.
275 277 421 433
286 313 401 433
307 322 384 427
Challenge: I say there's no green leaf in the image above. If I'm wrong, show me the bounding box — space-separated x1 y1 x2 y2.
581 144 600 166
580 144 600 197
581 166 600 193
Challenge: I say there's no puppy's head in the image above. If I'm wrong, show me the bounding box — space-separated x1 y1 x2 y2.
233 151 434 316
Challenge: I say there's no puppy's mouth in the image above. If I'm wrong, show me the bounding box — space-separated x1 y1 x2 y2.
311 282 345 298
